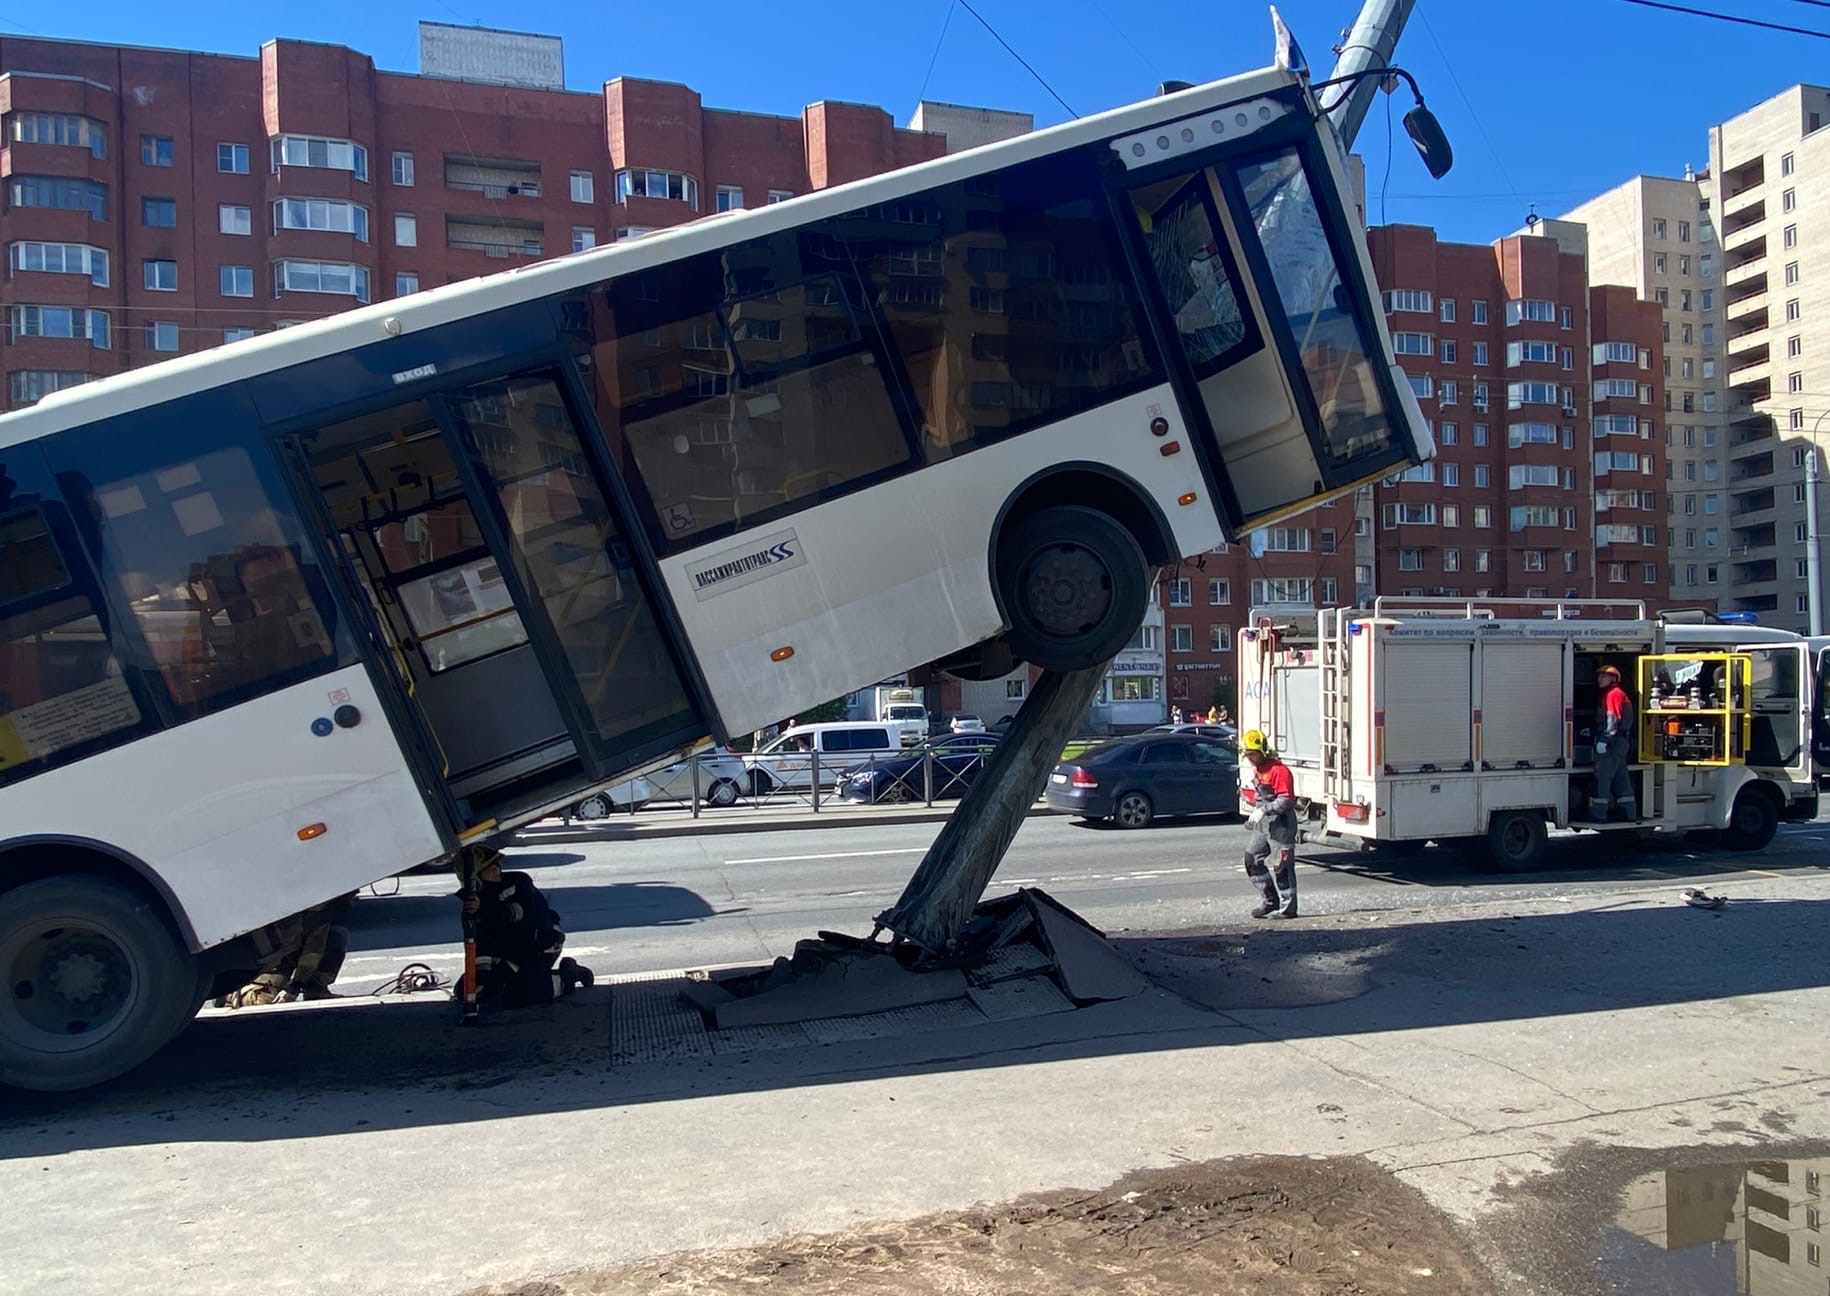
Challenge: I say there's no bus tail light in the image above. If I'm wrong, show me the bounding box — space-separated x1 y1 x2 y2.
1071 769 1099 788
1334 801 1370 824
297 823 327 841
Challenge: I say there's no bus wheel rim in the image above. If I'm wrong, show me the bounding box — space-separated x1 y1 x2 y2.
0 918 137 1055
1022 543 1112 639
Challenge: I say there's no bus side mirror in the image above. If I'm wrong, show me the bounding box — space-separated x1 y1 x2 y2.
1403 105 1454 180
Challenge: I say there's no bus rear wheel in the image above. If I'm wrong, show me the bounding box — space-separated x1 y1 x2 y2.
0 875 195 1092
997 506 1149 672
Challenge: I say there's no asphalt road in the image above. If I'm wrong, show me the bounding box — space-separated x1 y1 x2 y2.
332 811 1830 990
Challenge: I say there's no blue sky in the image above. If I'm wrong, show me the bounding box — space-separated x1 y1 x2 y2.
1 0 1818 243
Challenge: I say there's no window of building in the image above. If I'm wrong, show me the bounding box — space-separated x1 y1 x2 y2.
1678 220 1691 241
1209 624 1232 652
274 259 371 303
393 214 417 248
1440 422 1458 445
1561 306 1574 329
224 328 255 343
1473 383 1489 409
1398 548 1424 571
1469 299 1487 324
142 259 177 292
141 197 176 228
1506 299 1556 325
1654 252 1667 274
1168 577 1191 606
8 305 110 349
1439 380 1458 405
272 197 371 242
1652 218 1667 239
1382 503 1437 526
7 370 92 405
395 272 419 296
1787 261 1801 286
1442 504 1461 527
1440 339 1458 364
7 241 109 287
1384 289 1432 313
1473 424 1489 447
1443 548 1461 571
8 111 106 157
1439 298 1455 322
392 152 414 186
1679 255 1690 275
140 135 173 167
1785 224 1799 250
1510 381 1560 407
144 320 179 352
216 142 249 174
214 203 250 236
707 185 742 213
219 265 253 298
571 227 597 253
1783 187 1797 213
767 189 794 203
1171 624 1193 652
7 175 108 221
271 134 369 180
614 169 700 208
1472 341 1488 367
1408 374 1433 399
1783 151 1796 177
1209 577 1230 605
1474 465 1491 487
1393 331 1432 355
1442 463 1460 486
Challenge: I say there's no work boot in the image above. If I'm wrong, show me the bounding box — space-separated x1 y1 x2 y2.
558 957 594 995
1616 799 1638 823
1267 906 1300 920
1250 902 1277 919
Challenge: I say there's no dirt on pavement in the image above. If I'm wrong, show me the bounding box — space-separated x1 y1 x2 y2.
458 1155 1496 1296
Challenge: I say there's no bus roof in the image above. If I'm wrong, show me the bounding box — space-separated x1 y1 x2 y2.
0 63 1299 452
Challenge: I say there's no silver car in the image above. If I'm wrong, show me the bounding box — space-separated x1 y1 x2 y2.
570 747 748 818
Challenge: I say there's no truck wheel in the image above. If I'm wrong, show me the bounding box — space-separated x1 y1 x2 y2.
0 876 195 1092
996 506 1148 671
1720 787 1779 851
1483 811 1548 873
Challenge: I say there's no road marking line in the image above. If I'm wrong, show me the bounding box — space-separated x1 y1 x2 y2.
1745 868 1785 879
723 847 928 865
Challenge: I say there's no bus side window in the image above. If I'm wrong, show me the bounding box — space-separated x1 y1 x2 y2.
0 501 148 782
49 444 350 720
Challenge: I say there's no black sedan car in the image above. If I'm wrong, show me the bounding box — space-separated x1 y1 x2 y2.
838 733 1001 804
1045 733 1239 829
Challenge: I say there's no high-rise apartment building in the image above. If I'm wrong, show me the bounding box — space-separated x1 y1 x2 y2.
1562 84 1830 630
0 26 993 412
1559 174 1727 608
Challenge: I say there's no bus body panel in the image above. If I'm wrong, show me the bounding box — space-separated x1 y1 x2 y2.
0 665 441 950
658 386 1220 737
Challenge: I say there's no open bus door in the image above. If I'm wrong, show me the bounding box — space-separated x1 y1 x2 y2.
280 368 704 841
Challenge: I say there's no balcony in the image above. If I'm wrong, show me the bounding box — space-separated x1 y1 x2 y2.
1727 306 1769 342
1723 233 1767 271
1725 253 1769 290
445 155 543 200
1721 196 1766 239
1726 271 1769 309
1733 558 1778 584
1722 155 1765 201
1730 579 1779 605
1732 522 1778 551
446 217 545 259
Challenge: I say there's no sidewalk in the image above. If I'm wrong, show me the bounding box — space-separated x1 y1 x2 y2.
515 798 1063 842
4 875 1828 1295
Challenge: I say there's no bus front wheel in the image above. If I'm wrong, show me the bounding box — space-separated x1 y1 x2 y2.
997 506 1149 672
0 875 196 1092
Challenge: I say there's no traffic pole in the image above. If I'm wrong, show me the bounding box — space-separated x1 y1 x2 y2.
1324 0 1418 148
457 847 480 1025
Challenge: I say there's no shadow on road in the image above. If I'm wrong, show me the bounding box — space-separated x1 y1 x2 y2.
342 881 721 953
6 894 1827 1150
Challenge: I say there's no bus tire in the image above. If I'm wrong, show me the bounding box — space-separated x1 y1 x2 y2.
1720 785 1779 851
1483 811 1548 873
0 875 195 1092
997 505 1148 671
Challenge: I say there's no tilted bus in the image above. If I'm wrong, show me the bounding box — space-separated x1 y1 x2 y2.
0 59 1434 1088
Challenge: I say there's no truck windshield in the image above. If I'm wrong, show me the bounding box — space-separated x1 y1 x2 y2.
887 706 924 720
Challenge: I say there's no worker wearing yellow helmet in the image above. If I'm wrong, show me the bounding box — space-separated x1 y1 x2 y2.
1241 728 1269 754
1238 729 1299 919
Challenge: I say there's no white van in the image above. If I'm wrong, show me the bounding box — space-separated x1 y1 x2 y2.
745 722 901 794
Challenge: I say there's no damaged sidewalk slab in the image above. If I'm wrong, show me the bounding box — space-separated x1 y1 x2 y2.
610 889 1152 1064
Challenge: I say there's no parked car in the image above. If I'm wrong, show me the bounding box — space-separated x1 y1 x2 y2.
950 714 986 734
1143 722 1238 744
839 733 1002 803
745 722 902 794
565 776 654 822
1045 733 1239 829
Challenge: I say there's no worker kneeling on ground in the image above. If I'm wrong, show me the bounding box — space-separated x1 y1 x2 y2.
1591 663 1638 823
1239 729 1299 920
456 847 594 1006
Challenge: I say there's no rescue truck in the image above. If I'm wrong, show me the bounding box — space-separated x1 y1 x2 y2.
1237 598 1824 870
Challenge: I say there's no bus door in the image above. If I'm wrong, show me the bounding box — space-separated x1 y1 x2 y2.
1109 103 1428 532
285 370 699 833
1739 642 1814 788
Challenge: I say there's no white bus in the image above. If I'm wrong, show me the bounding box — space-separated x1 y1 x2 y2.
0 59 1435 1089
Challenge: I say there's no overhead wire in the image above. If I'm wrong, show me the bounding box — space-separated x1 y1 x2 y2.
1610 0 1830 39
955 0 1077 118
916 0 958 107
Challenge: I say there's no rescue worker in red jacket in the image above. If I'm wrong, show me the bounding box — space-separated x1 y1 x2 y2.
1240 729 1300 919
1591 663 1638 822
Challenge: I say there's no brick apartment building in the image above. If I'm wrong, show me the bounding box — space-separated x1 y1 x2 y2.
0 24 972 410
